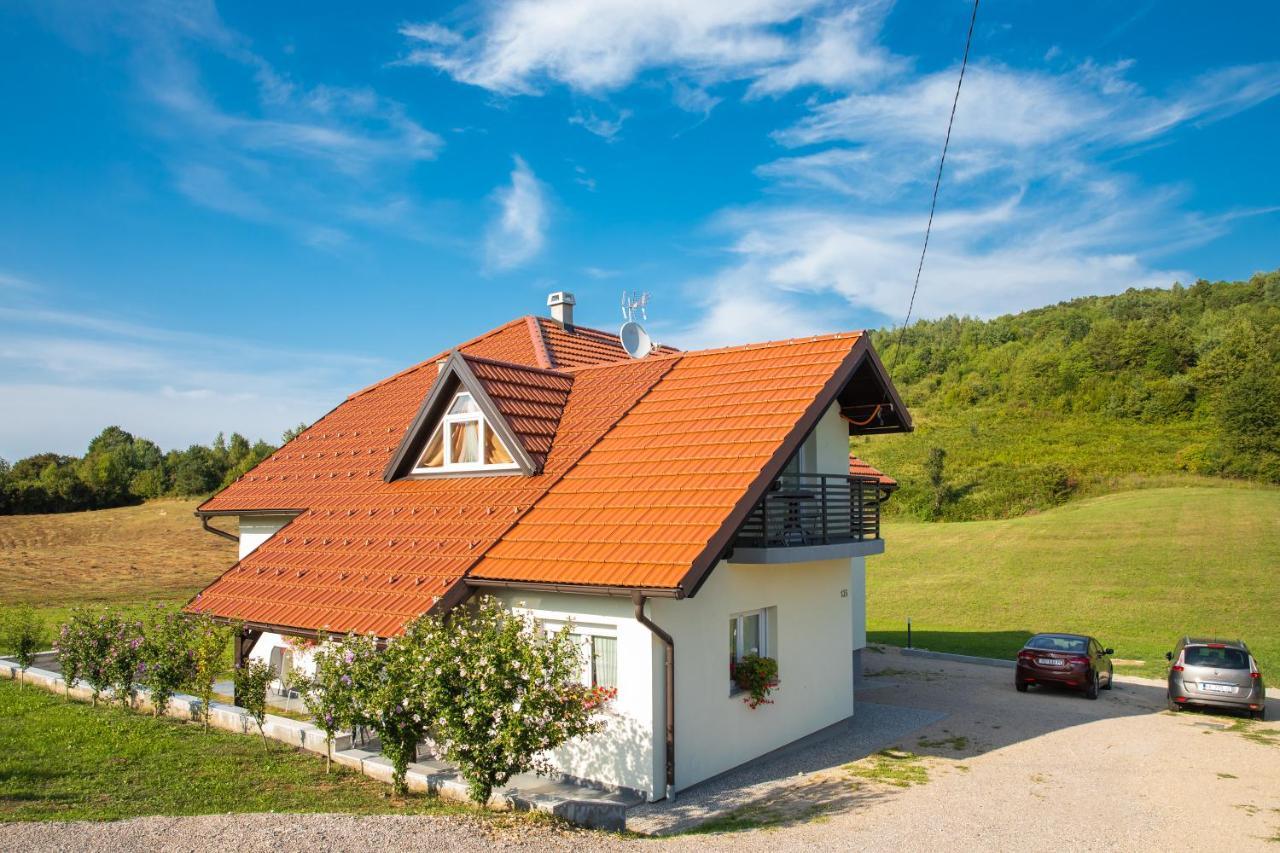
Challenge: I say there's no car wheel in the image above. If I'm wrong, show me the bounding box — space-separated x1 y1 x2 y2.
1015 680 1028 693
1167 696 1181 712
1085 672 1099 700
1102 667 1113 690
1254 707 1267 721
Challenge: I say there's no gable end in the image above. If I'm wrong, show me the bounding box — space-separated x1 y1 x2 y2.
382 351 544 481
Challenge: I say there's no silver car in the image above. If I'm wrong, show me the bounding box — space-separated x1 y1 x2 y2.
1166 637 1266 720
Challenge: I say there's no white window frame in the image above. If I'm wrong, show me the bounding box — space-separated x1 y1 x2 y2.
533 618 619 696
585 633 619 691
729 608 773 694
411 390 519 474
730 608 769 663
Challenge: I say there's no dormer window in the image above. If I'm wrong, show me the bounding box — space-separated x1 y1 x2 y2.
413 391 517 473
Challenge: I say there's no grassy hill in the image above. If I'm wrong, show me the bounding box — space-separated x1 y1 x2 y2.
860 271 1280 520
869 485 1280 678
0 499 235 629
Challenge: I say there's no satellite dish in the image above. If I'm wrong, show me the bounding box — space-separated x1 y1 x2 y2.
619 320 652 359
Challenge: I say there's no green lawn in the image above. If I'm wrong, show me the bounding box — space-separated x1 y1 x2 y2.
0 680 476 822
869 485 1280 678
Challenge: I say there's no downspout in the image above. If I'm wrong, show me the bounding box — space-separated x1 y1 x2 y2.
632 592 675 797
198 513 239 544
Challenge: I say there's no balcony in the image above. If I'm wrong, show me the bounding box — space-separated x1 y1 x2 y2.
730 473 886 564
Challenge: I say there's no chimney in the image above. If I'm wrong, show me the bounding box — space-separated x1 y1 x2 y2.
547 291 575 330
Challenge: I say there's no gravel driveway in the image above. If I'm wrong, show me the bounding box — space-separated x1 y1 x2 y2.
6 650 1278 851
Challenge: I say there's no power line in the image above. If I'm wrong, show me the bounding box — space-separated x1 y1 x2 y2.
891 0 980 369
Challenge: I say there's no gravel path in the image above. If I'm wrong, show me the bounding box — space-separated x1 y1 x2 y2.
0 813 629 853
6 651 1278 852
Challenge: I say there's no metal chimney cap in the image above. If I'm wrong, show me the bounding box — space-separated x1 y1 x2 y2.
547 291 576 307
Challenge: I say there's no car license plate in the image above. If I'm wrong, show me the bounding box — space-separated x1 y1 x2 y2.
1202 683 1236 694
1036 658 1062 666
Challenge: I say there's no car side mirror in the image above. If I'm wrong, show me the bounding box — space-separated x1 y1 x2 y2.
1104 648 1114 656
1165 651 1173 661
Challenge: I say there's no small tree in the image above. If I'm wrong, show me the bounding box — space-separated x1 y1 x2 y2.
103 615 146 708
56 609 94 700
304 633 367 772
0 604 46 690
233 659 275 749
410 598 610 804
355 632 431 796
186 613 230 730
71 608 123 707
139 609 196 717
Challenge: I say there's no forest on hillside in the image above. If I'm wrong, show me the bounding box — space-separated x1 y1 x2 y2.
0 425 303 515
863 269 1280 521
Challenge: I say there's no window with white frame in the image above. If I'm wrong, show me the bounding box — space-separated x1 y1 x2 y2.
588 635 618 690
535 618 618 693
413 390 517 473
729 608 774 688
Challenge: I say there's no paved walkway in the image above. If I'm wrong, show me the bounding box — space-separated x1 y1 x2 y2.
628 700 945 834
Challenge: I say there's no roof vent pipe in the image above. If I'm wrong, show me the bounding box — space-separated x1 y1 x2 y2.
547 291 575 330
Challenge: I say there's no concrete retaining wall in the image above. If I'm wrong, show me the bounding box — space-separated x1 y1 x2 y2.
0 656 629 830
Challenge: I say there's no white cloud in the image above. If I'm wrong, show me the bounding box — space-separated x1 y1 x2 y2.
485 156 549 270
669 185 1235 347
0 294 385 459
0 272 40 292
770 61 1280 200
37 1 442 248
745 4 900 97
569 108 632 140
399 0 894 98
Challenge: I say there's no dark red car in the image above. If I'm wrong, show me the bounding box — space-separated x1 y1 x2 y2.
1016 633 1114 699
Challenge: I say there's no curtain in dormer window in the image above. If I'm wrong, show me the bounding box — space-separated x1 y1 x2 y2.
450 420 481 464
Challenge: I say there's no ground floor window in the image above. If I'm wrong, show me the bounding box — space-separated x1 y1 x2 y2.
729 607 775 691
589 635 618 690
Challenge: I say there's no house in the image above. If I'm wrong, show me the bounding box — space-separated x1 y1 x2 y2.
187 292 911 801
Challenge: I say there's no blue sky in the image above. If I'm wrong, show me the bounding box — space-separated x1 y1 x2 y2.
1 0 1277 459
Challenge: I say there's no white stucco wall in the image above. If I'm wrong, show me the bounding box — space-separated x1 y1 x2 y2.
813 399 848 472
237 514 294 560
652 556 854 792
850 556 867 652
247 631 319 684
488 589 662 800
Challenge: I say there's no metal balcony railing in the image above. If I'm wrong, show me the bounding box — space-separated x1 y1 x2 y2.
733 473 882 549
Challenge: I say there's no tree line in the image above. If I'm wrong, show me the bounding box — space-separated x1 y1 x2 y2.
864 269 1280 520
0 423 306 515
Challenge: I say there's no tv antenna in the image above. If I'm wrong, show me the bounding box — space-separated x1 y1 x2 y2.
619 291 653 359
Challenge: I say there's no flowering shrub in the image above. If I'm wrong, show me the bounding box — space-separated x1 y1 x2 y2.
138 608 197 717
102 615 146 708
407 598 610 804
356 631 429 796
304 632 374 772
185 612 230 730
56 609 94 701
733 654 779 709
233 658 276 748
0 604 46 690
56 608 138 707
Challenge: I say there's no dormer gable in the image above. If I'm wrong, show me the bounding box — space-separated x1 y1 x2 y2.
383 351 571 481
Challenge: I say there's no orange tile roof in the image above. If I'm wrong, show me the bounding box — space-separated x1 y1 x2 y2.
533 316 679 368
849 455 897 488
469 334 866 591
188 316 898 636
188 354 674 635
